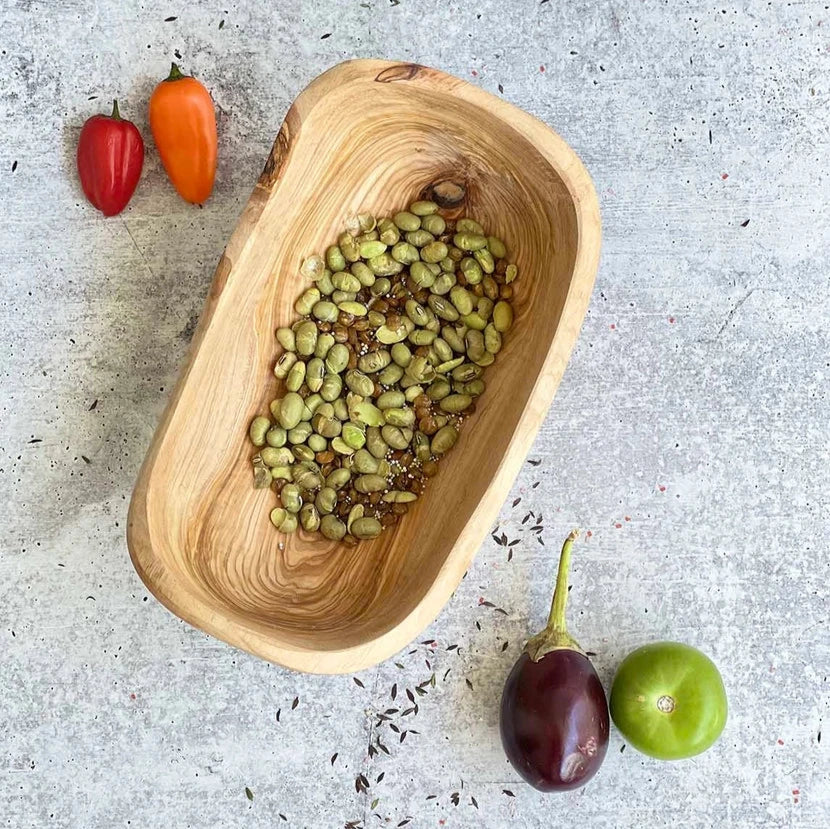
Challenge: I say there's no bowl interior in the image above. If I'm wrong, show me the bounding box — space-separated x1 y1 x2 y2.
137 67 580 659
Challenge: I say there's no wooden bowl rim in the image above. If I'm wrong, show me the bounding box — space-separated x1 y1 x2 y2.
127 59 601 674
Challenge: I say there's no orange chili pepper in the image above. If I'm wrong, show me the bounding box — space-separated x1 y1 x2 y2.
149 63 217 204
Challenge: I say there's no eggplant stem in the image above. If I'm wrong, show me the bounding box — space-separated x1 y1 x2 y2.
547 529 579 630
524 530 583 661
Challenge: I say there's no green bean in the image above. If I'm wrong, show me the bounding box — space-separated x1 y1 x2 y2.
320 514 346 540
405 229 434 248
286 359 306 392
280 484 302 513
393 211 421 231
377 218 400 246
273 351 297 379
295 287 321 315
266 426 287 447
493 301 514 332
487 236 507 259
300 502 321 532
326 245 346 272
409 200 438 216
316 486 338 514
276 327 296 351
270 507 297 533
249 416 270 446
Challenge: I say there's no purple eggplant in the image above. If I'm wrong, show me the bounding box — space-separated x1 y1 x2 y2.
499 530 609 792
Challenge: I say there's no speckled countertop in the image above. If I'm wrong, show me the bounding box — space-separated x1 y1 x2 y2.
0 1 827 827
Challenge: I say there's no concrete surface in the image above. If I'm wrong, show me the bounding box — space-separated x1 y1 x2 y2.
1 1 827 827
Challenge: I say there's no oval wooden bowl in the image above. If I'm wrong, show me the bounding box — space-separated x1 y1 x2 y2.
127 59 600 674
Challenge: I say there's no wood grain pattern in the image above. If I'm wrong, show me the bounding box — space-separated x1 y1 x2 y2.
127 59 600 674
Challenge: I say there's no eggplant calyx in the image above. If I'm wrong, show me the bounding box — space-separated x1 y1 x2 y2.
524 628 583 662
524 530 585 662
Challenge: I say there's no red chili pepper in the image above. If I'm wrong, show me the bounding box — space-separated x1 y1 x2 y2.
76 99 144 216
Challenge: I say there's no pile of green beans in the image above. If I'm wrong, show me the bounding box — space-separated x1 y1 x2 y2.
249 201 518 543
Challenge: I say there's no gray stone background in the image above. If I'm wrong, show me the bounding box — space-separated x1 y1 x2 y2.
0 0 827 827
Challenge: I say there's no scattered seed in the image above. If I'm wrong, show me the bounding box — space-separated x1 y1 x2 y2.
353 677 365 688
503 789 515 797
245 787 254 801
291 696 299 709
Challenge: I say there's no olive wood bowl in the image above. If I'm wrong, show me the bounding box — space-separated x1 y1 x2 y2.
127 59 600 674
